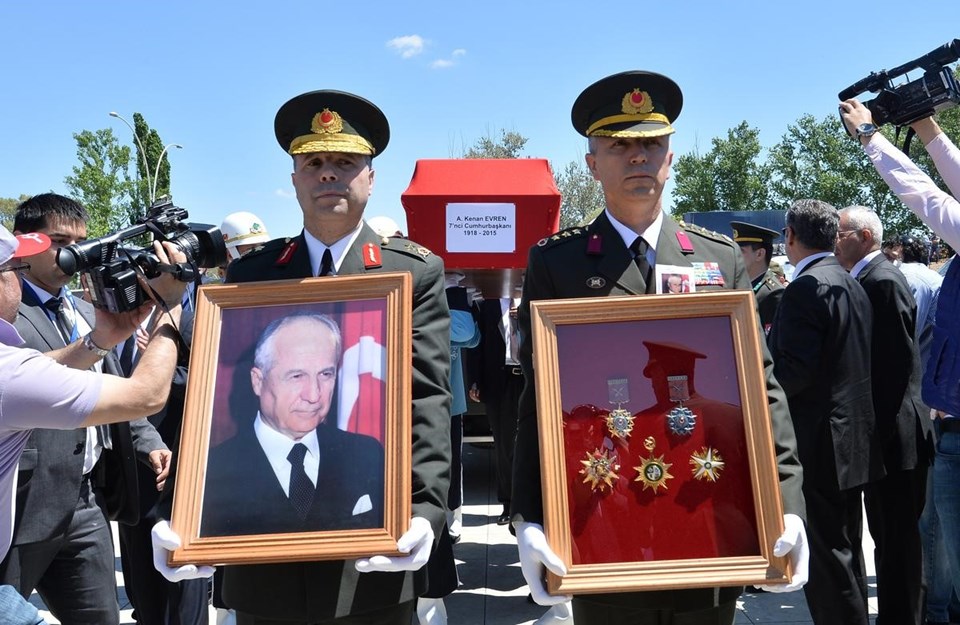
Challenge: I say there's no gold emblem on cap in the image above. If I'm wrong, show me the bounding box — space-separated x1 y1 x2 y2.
311 109 344 135
622 89 655 115
732 228 740 239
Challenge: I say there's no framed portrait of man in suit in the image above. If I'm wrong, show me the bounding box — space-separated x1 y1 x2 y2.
169 273 412 566
529 291 788 593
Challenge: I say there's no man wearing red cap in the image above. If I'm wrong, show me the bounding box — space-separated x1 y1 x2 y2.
0 224 197 623
511 71 809 625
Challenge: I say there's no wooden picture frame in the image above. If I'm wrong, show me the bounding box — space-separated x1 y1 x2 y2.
530 290 788 594
169 273 412 566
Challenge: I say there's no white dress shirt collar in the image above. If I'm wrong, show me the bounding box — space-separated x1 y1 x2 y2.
303 221 364 277
606 209 664 259
793 251 834 277
849 249 883 279
254 413 320 494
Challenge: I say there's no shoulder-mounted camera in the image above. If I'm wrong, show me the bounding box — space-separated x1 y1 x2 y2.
56 198 227 313
839 39 960 129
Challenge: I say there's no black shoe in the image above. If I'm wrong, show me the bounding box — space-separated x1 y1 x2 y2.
497 511 511 525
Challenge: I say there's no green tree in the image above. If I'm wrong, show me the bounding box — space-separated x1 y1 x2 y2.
63 128 136 237
671 121 771 217
767 114 925 234
0 195 30 230
554 159 604 228
132 113 173 220
462 129 528 159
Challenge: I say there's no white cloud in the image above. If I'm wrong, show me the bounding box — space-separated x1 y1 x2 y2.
452 49 466 57
387 35 425 59
430 59 455 69
274 188 295 199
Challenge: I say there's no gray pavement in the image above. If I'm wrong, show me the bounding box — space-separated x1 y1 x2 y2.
32 442 878 624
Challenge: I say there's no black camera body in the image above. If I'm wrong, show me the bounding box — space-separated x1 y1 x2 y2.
840 39 960 128
57 199 227 313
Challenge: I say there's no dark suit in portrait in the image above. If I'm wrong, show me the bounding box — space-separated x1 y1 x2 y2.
512 211 806 618
202 421 384 536
767 254 885 625
856 253 934 625
0 288 166 625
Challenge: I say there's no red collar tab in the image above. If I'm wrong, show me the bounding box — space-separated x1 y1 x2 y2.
363 242 382 269
275 240 298 266
587 233 603 255
676 231 694 254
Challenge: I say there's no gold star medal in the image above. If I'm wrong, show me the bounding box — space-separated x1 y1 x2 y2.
666 375 697 436
690 447 725 482
580 448 621 492
604 378 634 441
634 436 673 493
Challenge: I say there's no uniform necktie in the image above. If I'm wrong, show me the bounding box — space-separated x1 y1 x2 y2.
630 236 653 289
319 249 334 277
287 443 313 520
44 296 75 344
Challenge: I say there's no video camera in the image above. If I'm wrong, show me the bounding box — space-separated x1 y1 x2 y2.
56 198 227 313
839 39 960 128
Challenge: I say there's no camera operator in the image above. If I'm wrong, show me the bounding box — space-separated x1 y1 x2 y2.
840 99 960 623
0 224 201 624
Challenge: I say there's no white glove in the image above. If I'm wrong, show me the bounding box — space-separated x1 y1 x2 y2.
355 517 434 573
758 513 809 592
150 520 215 583
515 522 571 606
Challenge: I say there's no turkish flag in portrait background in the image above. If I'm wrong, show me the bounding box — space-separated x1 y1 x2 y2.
209 299 387 447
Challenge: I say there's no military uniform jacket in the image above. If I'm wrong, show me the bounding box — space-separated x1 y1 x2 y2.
510 211 805 610
753 269 784 333
11 294 165 543
215 223 452 621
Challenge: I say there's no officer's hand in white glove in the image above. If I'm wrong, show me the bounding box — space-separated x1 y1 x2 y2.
516 522 571 606
355 517 433 573
534 601 573 624
151 520 215 583
759 513 809 592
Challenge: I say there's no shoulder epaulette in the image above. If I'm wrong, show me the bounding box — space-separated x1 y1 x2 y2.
536 224 591 248
382 237 433 261
678 221 735 245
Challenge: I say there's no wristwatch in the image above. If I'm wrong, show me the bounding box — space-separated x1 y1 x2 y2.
856 123 878 140
82 333 110 358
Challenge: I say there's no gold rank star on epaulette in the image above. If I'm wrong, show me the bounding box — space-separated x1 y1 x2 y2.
537 225 588 247
383 239 432 260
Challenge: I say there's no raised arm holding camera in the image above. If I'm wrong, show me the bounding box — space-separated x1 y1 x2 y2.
840 94 960 625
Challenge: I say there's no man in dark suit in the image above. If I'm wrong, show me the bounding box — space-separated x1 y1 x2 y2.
730 220 784 334
468 297 523 525
201 313 385 536
835 205 934 625
768 199 885 625
512 71 808 625
153 90 451 625
0 194 169 625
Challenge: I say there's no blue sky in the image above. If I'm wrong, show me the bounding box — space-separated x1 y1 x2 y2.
2 1 959 242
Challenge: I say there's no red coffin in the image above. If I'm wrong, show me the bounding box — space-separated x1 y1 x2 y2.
402 159 561 298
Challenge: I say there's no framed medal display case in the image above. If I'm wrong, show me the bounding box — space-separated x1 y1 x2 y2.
530 290 789 593
169 273 412 566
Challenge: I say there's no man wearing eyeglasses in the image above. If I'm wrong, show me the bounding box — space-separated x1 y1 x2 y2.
0 223 194 624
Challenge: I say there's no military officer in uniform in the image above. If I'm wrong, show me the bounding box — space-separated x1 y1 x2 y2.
729 220 784 333
511 71 809 625
152 90 452 625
